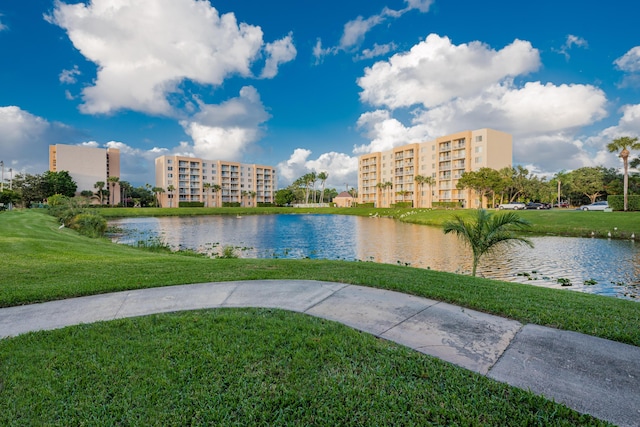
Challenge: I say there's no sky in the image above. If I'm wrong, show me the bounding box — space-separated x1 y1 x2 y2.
1 0 639 191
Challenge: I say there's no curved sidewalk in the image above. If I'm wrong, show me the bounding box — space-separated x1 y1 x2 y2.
1 280 639 426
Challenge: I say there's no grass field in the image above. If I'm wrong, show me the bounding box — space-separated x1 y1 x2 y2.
0 308 609 426
0 208 633 425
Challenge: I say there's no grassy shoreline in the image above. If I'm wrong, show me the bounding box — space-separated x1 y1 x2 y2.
1 209 639 346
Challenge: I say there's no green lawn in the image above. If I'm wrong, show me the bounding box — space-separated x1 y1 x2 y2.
0 208 632 425
0 309 608 425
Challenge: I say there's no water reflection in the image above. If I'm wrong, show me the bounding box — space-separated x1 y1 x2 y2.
109 214 639 300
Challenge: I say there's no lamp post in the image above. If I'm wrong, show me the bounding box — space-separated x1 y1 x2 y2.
9 168 12 190
1 160 4 192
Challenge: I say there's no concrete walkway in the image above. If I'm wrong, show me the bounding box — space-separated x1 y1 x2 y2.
1 280 638 426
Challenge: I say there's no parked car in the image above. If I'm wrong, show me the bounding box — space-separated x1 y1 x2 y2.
579 201 609 211
554 201 570 208
498 202 526 210
525 202 551 210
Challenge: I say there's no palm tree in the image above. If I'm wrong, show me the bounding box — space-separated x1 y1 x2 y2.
443 209 533 277
375 182 385 207
212 184 221 207
241 190 248 207
249 191 257 207
167 184 175 208
384 181 393 207
93 181 105 205
202 183 211 207
107 176 120 206
318 171 328 203
152 186 164 207
607 136 640 211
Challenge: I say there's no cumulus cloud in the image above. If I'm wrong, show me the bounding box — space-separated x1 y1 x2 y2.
352 34 612 175
553 34 588 60
0 14 7 31
276 148 358 188
179 86 271 161
358 34 541 109
47 0 294 116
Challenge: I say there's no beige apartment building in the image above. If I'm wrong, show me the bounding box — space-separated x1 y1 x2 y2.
49 144 121 204
155 155 276 208
358 129 512 209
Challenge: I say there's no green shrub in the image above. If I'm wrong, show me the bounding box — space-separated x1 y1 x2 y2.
222 202 241 207
70 212 108 237
257 203 275 207
178 202 205 208
356 203 375 208
607 195 640 211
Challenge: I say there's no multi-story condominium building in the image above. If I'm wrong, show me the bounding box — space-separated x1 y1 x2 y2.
358 129 512 209
49 144 121 204
155 155 277 208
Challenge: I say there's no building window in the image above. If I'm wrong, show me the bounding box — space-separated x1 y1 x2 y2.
475 135 483 142
475 156 482 163
475 146 483 153
168 166 173 171
168 173 173 178
167 159 172 164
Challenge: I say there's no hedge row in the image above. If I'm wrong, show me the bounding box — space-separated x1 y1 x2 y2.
607 195 640 211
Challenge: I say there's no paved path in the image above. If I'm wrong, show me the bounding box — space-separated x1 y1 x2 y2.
1 280 639 426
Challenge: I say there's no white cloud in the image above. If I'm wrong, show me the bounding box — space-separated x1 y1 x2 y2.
179 86 271 161
47 0 292 116
358 34 541 109
0 14 8 31
614 46 640 73
356 42 397 61
313 2 432 63
404 0 434 13
0 106 80 174
276 148 358 188
59 65 81 84
614 46 640 88
261 32 297 78
553 34 588 60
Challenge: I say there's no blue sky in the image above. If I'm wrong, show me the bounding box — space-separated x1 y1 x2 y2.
1 0 639 190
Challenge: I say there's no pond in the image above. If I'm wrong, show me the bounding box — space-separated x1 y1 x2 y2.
108 214 640 301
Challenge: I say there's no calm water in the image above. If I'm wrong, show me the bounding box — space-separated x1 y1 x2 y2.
109 214 640 300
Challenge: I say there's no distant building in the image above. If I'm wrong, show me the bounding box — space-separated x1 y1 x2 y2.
333 191 355 208
358 128 512 209
155 155 277 207
49 144 120 204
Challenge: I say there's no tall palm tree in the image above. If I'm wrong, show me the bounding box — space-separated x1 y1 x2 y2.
249 190 257 207
212 184 221 207
167 184 175 208
607 136 640 211
202 183 211 207
93 181 105 205
152 186 164 208
443 209 533 277
383 181 393 207
375 182 385 207
107 176 120 206
318 171 328 203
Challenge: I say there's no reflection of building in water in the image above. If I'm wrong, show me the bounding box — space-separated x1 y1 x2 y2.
353 217 471 272
358 128 512 209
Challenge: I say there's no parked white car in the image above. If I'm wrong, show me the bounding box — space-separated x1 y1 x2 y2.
498 202 526 210
579 201 609 211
